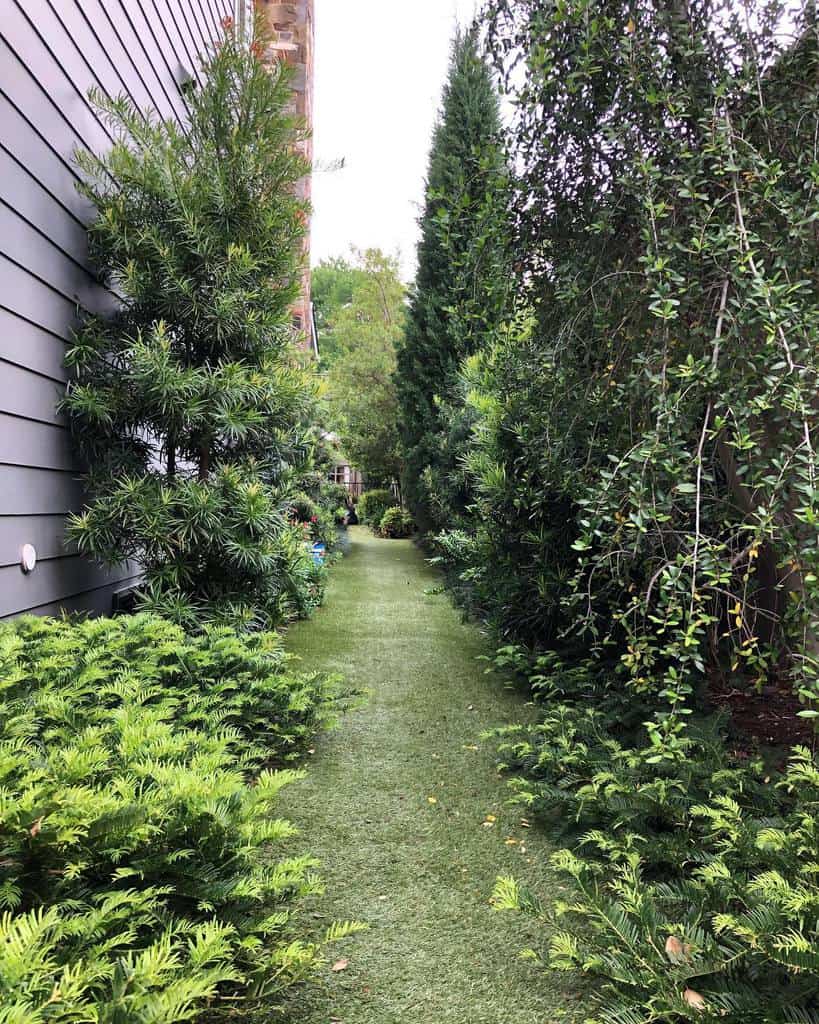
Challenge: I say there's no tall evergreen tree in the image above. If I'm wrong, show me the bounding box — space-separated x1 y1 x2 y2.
63 18 318 629
396 26 510 532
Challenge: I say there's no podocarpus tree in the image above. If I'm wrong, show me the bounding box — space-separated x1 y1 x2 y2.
63 18 316 629
396 26 510 532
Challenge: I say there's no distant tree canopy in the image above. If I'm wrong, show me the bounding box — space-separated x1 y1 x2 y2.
319 249 405 489
311 257 369 366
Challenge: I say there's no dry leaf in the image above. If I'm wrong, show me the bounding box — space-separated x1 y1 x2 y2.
30 817 43 838
683 988 706 1012
666 935 692 960
666 935 684 958
626 16 636 33
331 958 349 973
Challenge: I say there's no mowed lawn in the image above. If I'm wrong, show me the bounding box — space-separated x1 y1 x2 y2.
277 527 586 1024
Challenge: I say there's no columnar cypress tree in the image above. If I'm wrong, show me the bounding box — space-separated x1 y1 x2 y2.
63 19 316 629
395 27 510 531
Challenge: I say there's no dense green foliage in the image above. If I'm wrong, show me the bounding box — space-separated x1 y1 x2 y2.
487 651 819 1023
63 20 322 630
0 614 359 1021
321 250 405 489
312 257 369 367
357 490 395 528
473 0 819 707
396 27 511 532
376 507 415 539
408 1 819 1020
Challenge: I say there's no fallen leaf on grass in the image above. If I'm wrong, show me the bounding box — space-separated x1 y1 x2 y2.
427 796 437 804
331 959 349 973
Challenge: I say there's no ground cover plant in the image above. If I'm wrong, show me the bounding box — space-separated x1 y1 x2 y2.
487 656 819 1023
0 613 360 1021
63 17 321 631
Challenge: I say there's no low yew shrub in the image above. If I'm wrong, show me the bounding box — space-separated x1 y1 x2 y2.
0 613 358 1021
488 672 819 1024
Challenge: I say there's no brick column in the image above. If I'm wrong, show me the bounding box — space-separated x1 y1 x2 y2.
256 1 315 354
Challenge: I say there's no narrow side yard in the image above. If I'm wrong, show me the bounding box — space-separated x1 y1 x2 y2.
280 528 584 1023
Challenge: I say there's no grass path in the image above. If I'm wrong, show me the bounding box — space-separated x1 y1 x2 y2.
280 527 584 1024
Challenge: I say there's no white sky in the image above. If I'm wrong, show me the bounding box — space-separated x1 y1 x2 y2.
311 0 480 281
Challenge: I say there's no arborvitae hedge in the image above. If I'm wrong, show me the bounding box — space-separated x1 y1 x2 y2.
396 27 510 533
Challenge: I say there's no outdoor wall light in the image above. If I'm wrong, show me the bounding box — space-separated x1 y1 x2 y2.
20 544 37 574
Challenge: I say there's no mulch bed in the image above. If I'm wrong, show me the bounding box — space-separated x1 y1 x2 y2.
708 674 816 754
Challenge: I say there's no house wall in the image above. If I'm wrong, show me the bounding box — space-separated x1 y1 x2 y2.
0 0 231 620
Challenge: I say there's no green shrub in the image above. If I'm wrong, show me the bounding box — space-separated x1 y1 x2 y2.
320 482 351 512
289 490 337 549
6 613 343 765
0 614 359 1020
489 693 819 1023
62 21 319 634
377 507 414 539
357 489 393 527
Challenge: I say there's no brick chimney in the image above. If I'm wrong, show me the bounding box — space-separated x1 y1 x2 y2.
257 1 316 354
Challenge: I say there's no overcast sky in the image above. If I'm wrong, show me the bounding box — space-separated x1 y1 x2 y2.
311 0 480 281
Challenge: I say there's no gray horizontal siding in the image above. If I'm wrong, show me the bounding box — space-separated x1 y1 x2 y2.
0 310 69 382
0 515 75 568
0 557 140 618
5 577 143 621
0 360 65 424
0 205 113 315
0 414 78 472
0 467 84 516
0 0 230 621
